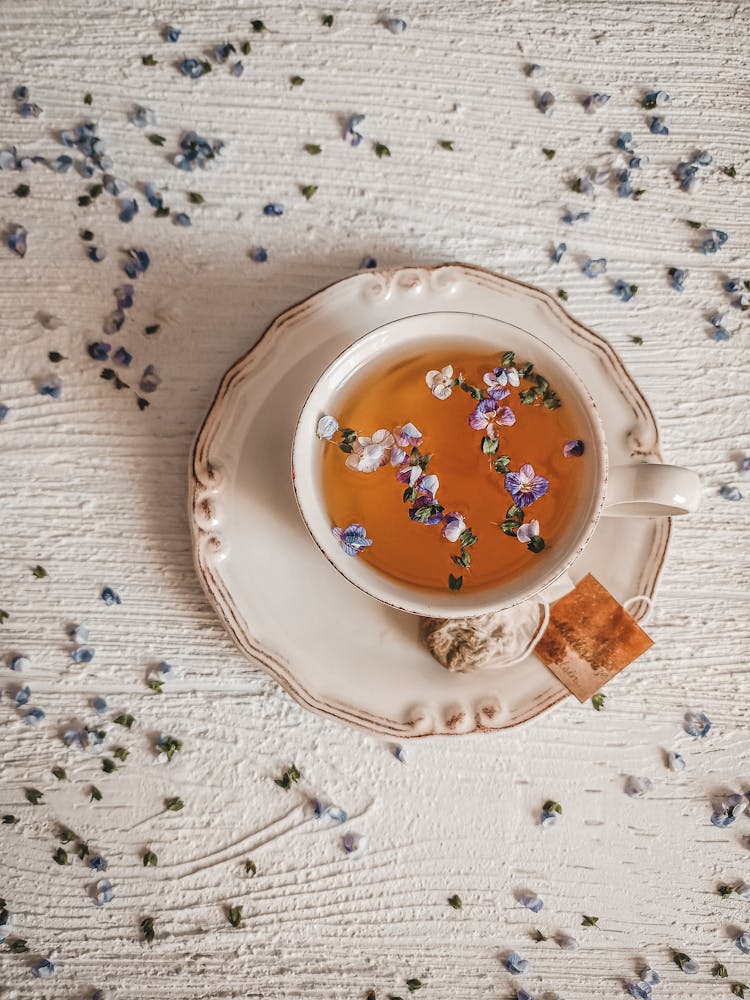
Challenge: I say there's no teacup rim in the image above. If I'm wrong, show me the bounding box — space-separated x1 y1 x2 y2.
291 309 609 619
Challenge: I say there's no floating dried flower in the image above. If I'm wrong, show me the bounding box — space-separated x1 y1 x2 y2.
516 520 541 546
536 91 555 114
345 114 365 147
504 464 548 508
624 775 652 797
316 415 339 440
469 399 515 439
505 952 531 975
7 226 27 258
346 429 395 472
442 512 466 543
582 258 607 278
384 16 407 32
612 280 638 302
332 523 373 556
684 710 711 738
563 439 584 458
520 894 544 913
342 830 365 853
582 93 610 112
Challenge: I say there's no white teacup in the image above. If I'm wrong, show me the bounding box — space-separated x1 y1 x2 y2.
292 312 700 619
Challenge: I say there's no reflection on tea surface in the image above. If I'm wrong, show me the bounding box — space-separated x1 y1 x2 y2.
319 347 585 594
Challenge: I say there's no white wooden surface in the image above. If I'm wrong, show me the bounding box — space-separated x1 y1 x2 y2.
1 1 749 998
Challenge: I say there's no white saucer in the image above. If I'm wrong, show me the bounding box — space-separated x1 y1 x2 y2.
189 263 670 737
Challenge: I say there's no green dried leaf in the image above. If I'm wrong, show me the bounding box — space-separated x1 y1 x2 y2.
102 758 116 773
113 747 129 762
543 800 562 814
301 184 318 200
9 938 29 953
155 206 170 217
322 14 333 26
481 435 499 455
251 19 267 32
558 289 569 301
375 142 391 158
406 981 422 993
722 165 737 178
142 54 157 66
305 143 322 155
581 914 599 927
148 679 164 694
141 916 155 943
542 148 556 159
148 134 166 146
674 952 693 971
447 894 462 909
448 573 463 591
718 883 734 897
143 850 158 867
188 192 205 204
2 814 18 824
53 847 68 865
439 140 454 151
165 797 184 811
52 766 67 781
274 764 301 789
25 788 43 805
290 75 304 87
458 528 477 548
715 963 729 978
245 859 257 875
241 41 251 55
113 713 135 729
493 454 511 473
14 183 30 197
227 904 243 928
32 565 47 578
591 693 606 711
732 985 748 998
90 785 102 802
84 92 93 105
630 335 644 346
451 549 471 569
686 219 701 229
527 534 545 553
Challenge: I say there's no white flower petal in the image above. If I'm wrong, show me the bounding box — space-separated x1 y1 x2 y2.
432 383 452 400
316 414 338 440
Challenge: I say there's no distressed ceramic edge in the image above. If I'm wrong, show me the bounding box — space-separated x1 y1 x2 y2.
188 262 671 739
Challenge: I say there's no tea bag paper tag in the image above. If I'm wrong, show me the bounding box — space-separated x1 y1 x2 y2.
534 573 653 702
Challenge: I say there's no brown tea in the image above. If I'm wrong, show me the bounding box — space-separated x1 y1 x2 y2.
317 347 586 594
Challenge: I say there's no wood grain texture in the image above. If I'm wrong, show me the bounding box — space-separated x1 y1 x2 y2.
0 0 748 997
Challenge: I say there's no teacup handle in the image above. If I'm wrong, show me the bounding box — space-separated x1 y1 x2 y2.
603 463 701 518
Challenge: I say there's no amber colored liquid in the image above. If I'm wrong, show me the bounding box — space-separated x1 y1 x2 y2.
321 349 585 593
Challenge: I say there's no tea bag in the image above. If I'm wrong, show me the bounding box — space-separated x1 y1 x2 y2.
421 601 545 673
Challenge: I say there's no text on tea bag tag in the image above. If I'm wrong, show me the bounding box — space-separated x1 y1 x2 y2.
534 573 653 702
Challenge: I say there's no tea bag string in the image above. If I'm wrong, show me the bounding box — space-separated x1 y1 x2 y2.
499 591 654 669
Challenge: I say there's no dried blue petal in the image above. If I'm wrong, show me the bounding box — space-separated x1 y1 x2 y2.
680 958 700 975
140 364 161 394
711 326 732 342
360 256 377 269
7 226 27 258
50 153 73 173
582 93 610 112
144 182 163 209
39 376 62 398
525 63 544 77
719 484 742 501
626 982 652 999
556 932 579 950
10 655 30 671
649 116 669 136
24 707 45 725
231 61 245 78
737 932 750 954
88 342 111 361
31 959 55 978
520 894 544 913
88 854 108 871
540 808 560 828
641 969 660 987
0 404 9 422
342 830 364 853
684 710 711 738
624 775 652 797
92 878 114 906
15 686 31 707
115 285 134 311
63 729 87 748
118 198 139 223
13 85 29 100
250 246 268 262
643 90 670 108
103 310 125 335
71 647 95 664
20 102 43 118
612 279 637 302
103 175 128 196
92 696 108 715
113 347 133 367
582 257 607 278
385 17 407 33
263 203 284 216
158 660 173 675
504 952 531 975
87 246 106 262
517 991 535 1000
166 26 181 42
702 229 728 254
214 42 236 62
392 744 406 763
616 131 634 152
70 624 89 644
736 881 750 900
173 212 192 226
628 155 649 169
695 149 713 165
179 58 209 79
562 210 590 225
130 105 157 128
126 247 151 273
725 278 742 293
551 242 566 264
345 113 366 146
536 91 555 114
670 268 688 292
667 750 685 771
101 586 121 605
